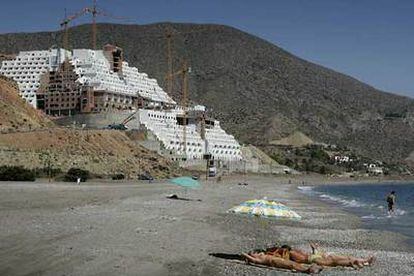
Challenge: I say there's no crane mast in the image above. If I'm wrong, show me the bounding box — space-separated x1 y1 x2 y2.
165 61 190 157
181 61 189 155
92 0 97 50
60 1 128 51
165 28 173 96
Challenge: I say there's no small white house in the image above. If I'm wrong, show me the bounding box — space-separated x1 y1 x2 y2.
368 166 384 175
334 155 351 163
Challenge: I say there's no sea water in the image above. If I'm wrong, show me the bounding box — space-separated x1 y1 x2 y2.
298 182 414 245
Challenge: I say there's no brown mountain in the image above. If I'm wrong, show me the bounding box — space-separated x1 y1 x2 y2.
0 23 413 162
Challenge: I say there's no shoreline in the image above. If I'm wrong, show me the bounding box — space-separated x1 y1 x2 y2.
295 178 414 251
1 175 413 275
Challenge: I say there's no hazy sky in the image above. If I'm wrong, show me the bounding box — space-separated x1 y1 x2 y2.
0 0 413 98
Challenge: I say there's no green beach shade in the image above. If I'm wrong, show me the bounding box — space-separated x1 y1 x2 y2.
228 199 301 219
168 176 200 189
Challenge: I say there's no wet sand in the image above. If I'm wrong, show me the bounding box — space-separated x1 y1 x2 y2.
0 175 413 275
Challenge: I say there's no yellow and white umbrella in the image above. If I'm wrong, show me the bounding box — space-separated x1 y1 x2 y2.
228 199 301 219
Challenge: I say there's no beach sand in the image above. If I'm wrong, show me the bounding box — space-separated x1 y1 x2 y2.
0 175 413 275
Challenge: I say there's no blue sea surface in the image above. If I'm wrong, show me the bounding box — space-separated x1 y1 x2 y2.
298 182 414 246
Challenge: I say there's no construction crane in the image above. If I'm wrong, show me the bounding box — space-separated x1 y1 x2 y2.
164 27 211 158
57 2 130 116
60 1 129 51
164 27 185 155
163 28 212 170
165 28 174 96
166 61 190 155
91 0 98 50
181 61 190 156
58 7 91 116
59 7 90 93
90 0 130 49
163 26 209 96
60 7 91 56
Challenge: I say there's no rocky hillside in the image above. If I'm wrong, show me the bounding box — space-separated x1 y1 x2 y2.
0 23 413 162
0 76 52 132
0 79 178 178
0 129 177 178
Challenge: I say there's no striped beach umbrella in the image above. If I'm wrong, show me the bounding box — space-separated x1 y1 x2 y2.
228 199 301 219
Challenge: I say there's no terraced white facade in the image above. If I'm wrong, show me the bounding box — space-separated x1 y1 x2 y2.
0 49 69 108
139 109 242 161
71 49 175 105
0 48 174 108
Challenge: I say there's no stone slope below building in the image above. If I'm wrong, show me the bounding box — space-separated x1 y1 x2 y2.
0 23 413 162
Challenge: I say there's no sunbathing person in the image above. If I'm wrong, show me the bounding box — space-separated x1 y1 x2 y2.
242 252 323 274
264 243 375 269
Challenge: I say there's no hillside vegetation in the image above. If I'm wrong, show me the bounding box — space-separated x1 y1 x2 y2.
0 23 413 162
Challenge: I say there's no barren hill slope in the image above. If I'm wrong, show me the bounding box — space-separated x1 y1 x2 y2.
0 23 413 162
0 76 51 132
0 80 177 177
0 129 176 178
270 131 314 148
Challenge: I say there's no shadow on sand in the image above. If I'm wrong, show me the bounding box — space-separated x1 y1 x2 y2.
209 253 244 261
166 194 202 201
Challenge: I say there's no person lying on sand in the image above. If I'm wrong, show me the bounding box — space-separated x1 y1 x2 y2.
262 243 375 269
242 252 323 274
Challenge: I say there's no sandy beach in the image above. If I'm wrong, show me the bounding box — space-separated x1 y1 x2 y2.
0 175 413 275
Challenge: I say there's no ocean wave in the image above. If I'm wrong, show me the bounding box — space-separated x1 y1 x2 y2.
361 209 408 219
297 186 317 195
297 186 314 191
361 214 384 219
394 209 407 216
319 194 367 208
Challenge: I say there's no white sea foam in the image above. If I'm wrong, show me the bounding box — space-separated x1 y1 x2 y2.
297 186 314 191
297 186 316 195
361 214 393 220
361 214 381 219
394 209 407 216
361 209 408 219
319 194 367 207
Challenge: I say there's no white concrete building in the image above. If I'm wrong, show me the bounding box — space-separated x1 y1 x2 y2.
0 49 69 108
0 47 175 109
138 108 242 161
71 49 175 106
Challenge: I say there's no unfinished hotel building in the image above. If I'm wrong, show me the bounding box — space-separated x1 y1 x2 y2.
0 45 242 161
